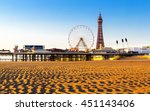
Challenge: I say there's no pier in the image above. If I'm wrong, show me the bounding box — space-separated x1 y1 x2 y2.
0 52 145 62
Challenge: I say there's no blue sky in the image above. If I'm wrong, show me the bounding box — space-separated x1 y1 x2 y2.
0 0 150 50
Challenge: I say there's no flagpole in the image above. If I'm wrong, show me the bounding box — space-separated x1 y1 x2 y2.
122 39 124 53
116 40 119 53
125 38 129 50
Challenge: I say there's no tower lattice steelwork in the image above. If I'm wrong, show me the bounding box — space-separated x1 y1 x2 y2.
96 14 105 49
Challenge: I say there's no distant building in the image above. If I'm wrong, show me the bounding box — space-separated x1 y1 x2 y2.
0 49 11 53
92 47 117 54
23 45 45 52
46 48 68 52
142 45 150 49
119 46 150 54
141 46 150 54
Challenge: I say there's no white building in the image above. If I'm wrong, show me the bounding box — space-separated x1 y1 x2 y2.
122 46 150 54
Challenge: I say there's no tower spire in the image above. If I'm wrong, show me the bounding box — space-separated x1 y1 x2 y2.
96 13 105 49
99 11 101 17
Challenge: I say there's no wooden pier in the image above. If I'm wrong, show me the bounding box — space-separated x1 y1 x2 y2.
0 52 145 62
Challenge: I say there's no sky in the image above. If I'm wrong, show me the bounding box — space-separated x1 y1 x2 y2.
0 0 150 51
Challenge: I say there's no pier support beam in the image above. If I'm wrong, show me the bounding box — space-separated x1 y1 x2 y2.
86 54 92 61
15 54 18 62
12 54 14 61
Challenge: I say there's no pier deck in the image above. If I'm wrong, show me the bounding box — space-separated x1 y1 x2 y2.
0 52 146 61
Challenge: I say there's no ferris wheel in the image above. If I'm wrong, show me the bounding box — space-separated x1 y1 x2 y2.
68 25 95 51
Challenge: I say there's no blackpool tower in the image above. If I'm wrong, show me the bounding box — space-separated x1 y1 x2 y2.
96 13 105 49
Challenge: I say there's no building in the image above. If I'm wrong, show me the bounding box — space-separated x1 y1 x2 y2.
119 46 150 54
0 49 11 53
46 48 68 52
23 45 45 52
92 47 117 54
